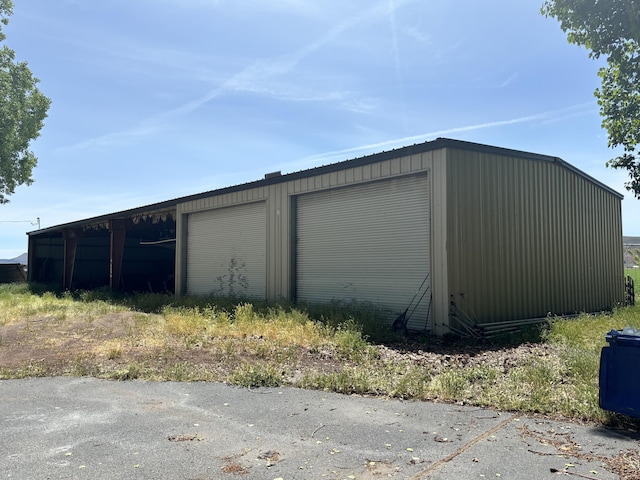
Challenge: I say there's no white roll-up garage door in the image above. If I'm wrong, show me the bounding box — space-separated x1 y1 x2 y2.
296 174 430 331
187 202 266 298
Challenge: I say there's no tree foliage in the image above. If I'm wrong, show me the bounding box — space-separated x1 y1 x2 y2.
0 0 50 204
542 1 640 197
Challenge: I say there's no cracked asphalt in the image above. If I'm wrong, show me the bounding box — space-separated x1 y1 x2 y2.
1 378 638 479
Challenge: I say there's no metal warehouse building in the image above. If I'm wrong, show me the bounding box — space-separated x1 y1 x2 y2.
27 138 624 335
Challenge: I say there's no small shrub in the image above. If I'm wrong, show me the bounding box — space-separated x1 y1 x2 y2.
463 366 499 384
163 362 197 382
164 308 208 339
70 354 101 377
233 303 259 326
303 300 393 343
0 361 50 379
228 363 282 388
388 367 432 399
431 370 467 399
297 367 375 395
106 346 123 360
499 357 562 413
332 319 370 359
108 363 143 381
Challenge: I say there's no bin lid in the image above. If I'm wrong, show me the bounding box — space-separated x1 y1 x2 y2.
606 329 640 346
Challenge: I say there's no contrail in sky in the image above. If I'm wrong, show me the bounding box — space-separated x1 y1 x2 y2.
298 102 596 166
59 0 414 154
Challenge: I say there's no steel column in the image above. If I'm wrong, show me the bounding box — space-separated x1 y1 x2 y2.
110 219 126 291
63 229 79 290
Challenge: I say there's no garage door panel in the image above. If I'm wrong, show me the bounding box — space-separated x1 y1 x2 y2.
187 202 266 298
296 174 430 331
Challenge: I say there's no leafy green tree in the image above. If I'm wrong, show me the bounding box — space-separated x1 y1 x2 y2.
541 1 640 196
0 0 50 204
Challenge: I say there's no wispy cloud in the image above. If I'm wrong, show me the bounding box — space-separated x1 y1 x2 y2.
536 103 598 125
59 0 416 154
497 73 518 88
403 26 431 44
212 0 416 99
387 0 408 131
148 0 321 16
295 102 597 166
22 8 226 86
57 125 167 153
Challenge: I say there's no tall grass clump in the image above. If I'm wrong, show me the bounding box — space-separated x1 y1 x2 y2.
331 318 376 361
297 366 377 395
303 301 395 343
539 308 640 423
160 302 356 353
0 283 124 326
543 310 635 349
387 367 432 399
230 303 332 349
229 363 282 388
502 357 564 412
161 305 232 346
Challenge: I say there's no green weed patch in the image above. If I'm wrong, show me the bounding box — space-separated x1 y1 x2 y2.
2 283 640 428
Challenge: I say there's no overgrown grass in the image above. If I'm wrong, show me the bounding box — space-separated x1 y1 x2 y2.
1 283 640 428
0 283 126 327
625 267 640 290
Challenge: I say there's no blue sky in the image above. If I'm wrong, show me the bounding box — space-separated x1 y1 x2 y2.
0 0 637 259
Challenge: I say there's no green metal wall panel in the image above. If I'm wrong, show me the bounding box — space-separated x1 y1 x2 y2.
446 149 624 328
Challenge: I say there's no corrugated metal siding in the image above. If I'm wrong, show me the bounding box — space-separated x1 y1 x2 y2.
296 174 431 331
176 152 438 303
266 183 290 301
30 236 64 284
186 202 267 297
120 237 175 292
446 149 624 326
0 264 27 283
73 235 110 289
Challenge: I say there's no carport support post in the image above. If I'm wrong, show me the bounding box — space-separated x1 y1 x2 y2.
62 229 79 290
110 219 126 291
27 234 36 282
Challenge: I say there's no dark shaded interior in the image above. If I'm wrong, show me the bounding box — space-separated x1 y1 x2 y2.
29 215 176 293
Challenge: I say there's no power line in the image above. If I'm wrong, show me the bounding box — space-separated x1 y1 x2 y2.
0 217 40 229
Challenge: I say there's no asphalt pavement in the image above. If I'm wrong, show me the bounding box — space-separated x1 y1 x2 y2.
1 377 638 479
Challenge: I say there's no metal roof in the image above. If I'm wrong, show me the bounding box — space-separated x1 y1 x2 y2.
28 137 623 237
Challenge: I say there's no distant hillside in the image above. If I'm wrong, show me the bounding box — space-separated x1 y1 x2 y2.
0 253 27 265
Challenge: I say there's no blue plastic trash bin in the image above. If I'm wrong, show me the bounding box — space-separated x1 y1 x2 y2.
599 330 640 418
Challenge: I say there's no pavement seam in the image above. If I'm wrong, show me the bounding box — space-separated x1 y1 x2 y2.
409 413 516 480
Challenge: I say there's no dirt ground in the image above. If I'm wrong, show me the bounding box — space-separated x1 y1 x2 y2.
0 311 555 379
0 312 139 368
